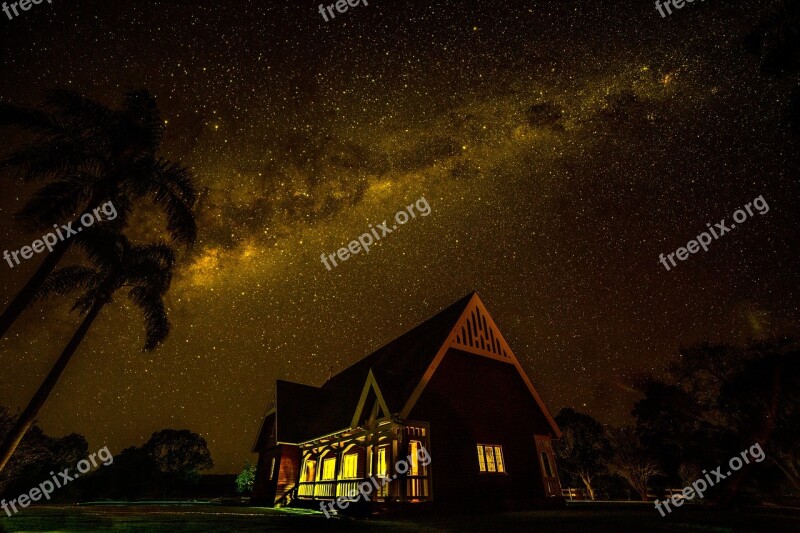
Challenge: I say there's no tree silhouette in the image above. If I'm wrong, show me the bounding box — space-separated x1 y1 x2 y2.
144 429 214 498
0 232 176 473
633 339 800 503
554 408 611 500
606 426 661 501
0 89 196 339
0 406 87 498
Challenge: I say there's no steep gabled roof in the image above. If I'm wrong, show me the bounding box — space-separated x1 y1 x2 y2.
253 293 474 449
254 291 561 449
321 291 475 413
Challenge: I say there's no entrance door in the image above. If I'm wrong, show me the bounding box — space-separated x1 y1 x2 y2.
534 435 562 497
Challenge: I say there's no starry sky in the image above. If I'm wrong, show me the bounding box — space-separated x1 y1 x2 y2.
1 0 798 473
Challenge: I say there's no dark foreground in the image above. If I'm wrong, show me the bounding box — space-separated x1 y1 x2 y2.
1 503 799 532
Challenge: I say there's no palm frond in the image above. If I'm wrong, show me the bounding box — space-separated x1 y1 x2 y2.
131 242 176 269
126 158 194 205
128 286 169 351
150 181 197 245
0 140 96 182
15 173 98 224
153 159 196 207
125 243 175 294
75 229 127 271
35 265 101 301
44 90 114 136
125 157 197 245
71 289 105 314
0 102 65 137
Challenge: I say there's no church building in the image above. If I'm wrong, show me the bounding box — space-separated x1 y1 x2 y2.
251 292 563 509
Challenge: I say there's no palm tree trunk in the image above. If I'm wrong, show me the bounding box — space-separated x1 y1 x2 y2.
0 236 74 340
0 299 105 473
0 189 106 340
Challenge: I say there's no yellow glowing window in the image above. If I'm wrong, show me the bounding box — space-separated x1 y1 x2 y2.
377 446 388 477
341 453 358 479
303 459 316 482
321 457 336 481
485 446 496 472
494 447 505 473
477 444 505 473
409 440 420 476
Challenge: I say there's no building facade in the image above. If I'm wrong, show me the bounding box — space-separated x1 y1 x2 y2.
251 292 563 509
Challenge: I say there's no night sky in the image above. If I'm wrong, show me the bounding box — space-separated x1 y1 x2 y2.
1 0 798 473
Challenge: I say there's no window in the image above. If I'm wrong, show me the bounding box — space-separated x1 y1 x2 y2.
409 441 420 476
376 446 388 478
321 457 336 481
270 458 276 480
541 451 554 477
302 459 316 482
495 448 505 473
477 444 505 473
485 446 496 472
341 453 358 479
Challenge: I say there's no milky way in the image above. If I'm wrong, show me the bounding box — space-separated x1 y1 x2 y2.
1 0 798 472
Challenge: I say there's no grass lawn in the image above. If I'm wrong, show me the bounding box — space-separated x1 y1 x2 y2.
1 502 799 532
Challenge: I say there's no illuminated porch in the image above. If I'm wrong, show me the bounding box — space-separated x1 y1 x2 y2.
294 420 431 503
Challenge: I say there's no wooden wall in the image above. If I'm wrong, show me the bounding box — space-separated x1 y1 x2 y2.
251 444 300 506
408 347 557 508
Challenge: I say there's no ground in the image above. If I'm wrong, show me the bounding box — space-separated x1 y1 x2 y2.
1 503 799 532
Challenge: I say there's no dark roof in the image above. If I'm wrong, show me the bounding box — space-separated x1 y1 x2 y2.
275 380 331 443
321 291 475 412
260 292 475 446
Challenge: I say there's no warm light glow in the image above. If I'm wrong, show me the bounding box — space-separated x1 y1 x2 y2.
377 446 388 477
494 446 505 473
341 452 358 479
477 445 486 472
302 458 316 482
477 443 505 473
409 441 420 476
321 457 336 480
485 446 496 472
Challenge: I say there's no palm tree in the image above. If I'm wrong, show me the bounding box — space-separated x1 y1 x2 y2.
0 89 196 339
0 231 176 473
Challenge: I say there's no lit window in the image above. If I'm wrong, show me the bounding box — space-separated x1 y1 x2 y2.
321 457 336 481
270 458 276 480
377 446 388 477
409 441 420 476
485 446 496 472
494 446 504 472
477 444 505 473
302 459 316 482
341 453 358 479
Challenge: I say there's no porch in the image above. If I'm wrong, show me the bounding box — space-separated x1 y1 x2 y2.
294 420 431 504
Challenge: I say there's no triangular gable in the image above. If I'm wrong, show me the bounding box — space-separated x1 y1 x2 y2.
399 293 562 438
350 370 391 428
